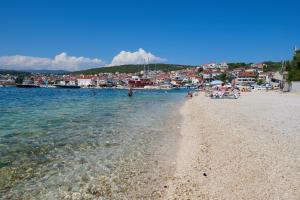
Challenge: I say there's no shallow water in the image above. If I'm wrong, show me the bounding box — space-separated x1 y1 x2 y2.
0 88 185 199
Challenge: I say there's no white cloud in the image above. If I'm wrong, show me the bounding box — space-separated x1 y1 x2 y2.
0 49 166 71
0 52 104 71
110 48 166 66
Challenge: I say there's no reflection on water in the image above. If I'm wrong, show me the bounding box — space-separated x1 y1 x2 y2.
0 88 184 199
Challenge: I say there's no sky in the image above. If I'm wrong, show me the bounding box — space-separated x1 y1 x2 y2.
0 0 300 71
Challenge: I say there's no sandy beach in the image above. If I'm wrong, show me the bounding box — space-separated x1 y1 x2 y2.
165 91 300 200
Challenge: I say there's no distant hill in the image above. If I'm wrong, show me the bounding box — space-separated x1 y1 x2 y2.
24 69 68 74
227 63 250 69
0 69 68 76
71 64 196 75
228 61 282 71
0 69 31 76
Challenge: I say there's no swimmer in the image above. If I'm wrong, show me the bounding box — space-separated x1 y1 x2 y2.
128 87 133 97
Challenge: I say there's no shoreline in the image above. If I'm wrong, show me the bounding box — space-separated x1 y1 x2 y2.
165 91 300 199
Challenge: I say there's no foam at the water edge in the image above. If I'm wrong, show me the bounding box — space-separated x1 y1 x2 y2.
0 88 185 199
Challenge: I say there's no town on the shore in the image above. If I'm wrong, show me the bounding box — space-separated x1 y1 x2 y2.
0 61 289 91
0 48 300 91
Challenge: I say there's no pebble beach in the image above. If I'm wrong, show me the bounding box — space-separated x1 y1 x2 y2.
165 91 300 199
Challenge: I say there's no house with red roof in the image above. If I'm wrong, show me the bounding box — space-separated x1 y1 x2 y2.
251 63 267 73
236 71 257 85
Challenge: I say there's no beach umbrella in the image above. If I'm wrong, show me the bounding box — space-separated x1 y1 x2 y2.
210 80 223 85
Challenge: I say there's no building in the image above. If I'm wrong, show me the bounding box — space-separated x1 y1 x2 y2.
236 71 257 85
201 62 229 70
77 78 93 87
229 67 245 78
201 69 222 81
258 72 271 82
251 63 267 73
0 75 15 85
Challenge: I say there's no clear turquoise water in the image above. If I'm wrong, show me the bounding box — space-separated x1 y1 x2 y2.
0 88 185 199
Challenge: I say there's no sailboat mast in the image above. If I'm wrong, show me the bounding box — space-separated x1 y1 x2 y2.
147 57 150 75
143 58 146 77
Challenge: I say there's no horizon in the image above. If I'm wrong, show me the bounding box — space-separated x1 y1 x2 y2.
0 0 300 71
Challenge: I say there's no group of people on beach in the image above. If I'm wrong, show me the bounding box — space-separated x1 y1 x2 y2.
210 83 240 99
186 83 230 98
127 83 239 99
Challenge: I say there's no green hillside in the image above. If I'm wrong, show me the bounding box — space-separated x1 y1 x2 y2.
262 61 282 72
0 69 31 76
71 64 196 75
227 62 282 71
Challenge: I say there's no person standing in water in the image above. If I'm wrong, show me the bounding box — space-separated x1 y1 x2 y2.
128 87 133 97
186 90 193 98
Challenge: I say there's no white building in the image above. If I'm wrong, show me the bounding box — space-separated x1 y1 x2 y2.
236 77 256 85
201 62 228 70
258 72 271 82
191 77 200 84
77 78 93 87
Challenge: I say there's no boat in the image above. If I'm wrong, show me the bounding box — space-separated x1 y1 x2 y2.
16 80 40 88
144 85 160 89
55 84 81 89
128 76 153 88
159 84 172 90
40 85 56 88
16 84 40 88
54 80 81 89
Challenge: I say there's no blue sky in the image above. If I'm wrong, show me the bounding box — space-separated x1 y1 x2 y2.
0 0 300 70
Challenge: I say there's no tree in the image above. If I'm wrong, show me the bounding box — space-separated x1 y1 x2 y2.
15 76 24 84
227 62 247 70
257 79 264 85
217 73 229 83
288 50 300 81
263 61 282 72
292 50 300 70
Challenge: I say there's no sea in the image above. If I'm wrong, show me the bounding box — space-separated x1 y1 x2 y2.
0 87 186 199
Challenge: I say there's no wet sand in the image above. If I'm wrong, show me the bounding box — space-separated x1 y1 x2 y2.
165 91 300 199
